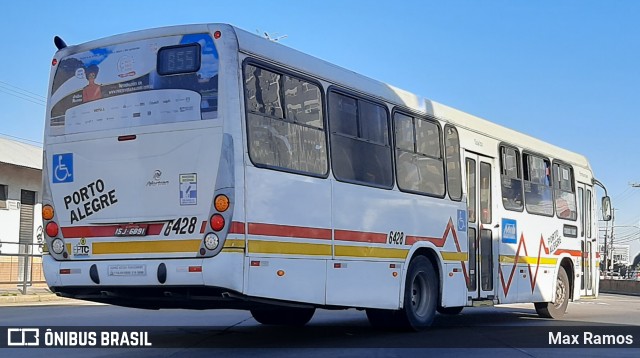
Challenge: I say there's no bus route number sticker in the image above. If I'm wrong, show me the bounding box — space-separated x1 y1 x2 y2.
179 173 197 206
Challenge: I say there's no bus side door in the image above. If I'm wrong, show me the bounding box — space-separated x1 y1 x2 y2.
578 183 596 297
465 152 497 300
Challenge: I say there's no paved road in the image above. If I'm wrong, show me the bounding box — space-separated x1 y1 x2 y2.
1 294 639 357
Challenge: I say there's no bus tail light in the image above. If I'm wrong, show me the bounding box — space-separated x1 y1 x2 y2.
210 214 225 232
204 233 219 250
51 238 65 254
214 194 230 212
42 205 55 220
46 222 59 237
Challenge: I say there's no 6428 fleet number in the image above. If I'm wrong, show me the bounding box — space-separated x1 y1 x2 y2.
164 217 198 236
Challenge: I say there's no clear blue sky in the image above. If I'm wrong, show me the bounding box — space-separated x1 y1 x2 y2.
2 1 639 260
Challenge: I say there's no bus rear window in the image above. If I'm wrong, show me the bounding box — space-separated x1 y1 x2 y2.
48 33 218 136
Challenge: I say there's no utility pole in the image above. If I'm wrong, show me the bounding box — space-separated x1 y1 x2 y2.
603 229 608 274
609 208 616 273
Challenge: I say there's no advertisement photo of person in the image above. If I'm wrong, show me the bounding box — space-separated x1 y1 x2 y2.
83 64 102 102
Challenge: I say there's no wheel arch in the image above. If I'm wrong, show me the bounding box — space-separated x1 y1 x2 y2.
558 257 575 301
401 245 442 308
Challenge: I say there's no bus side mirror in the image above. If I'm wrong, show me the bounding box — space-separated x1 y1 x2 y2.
601 196 612 221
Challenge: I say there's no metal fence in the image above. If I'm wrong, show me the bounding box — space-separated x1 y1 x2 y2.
0 241 46 294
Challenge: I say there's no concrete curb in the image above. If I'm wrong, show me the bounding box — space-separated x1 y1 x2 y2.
0 292 66 305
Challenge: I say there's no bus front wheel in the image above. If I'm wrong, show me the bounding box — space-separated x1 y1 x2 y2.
535 266 570 319
250 306 315 326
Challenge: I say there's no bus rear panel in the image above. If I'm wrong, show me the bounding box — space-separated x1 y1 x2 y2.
42 27 242 308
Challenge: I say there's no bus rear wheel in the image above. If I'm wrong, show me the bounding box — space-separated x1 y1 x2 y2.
365 256 438 331
535 266 569 319
402 255 438 330
367 256 438 331
250 306 315 326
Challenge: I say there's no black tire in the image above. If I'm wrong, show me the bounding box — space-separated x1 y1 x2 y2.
535 266 570 319
396 255 439 330
437 305 464 315
250 306 315 326
365 256 438 331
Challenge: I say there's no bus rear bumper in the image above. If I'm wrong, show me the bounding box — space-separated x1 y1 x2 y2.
43 253 246 309
50 285 251 309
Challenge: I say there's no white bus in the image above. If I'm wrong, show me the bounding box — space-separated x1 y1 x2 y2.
41 23 612 330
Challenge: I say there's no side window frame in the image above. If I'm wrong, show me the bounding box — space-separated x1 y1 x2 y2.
522 151 554 217
499 144 524 212
392 108 446 198
444 124 463 201
242 59 329 178
552 160 578 221
327 87 394 189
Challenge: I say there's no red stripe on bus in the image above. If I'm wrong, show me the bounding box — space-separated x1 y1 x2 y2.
200 221 207 234
334 229 387 244
405 235 445 247
248 223 331 240
555 249 583 257
229 221 246 234
61 223 164 238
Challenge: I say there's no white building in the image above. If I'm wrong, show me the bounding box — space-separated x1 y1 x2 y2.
611 244 631 266
0 136 43 255
599 243 631 266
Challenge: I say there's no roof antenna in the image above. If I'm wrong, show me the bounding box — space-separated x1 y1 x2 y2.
256 29 288 42
54 36 67 50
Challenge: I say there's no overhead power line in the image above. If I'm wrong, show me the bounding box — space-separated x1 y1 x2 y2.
0 80 46 106
0 132 43 145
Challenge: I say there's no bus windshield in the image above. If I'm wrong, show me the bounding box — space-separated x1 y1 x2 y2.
48 33 219 136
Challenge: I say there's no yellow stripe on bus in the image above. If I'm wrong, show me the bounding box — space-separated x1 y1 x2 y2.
221 248 245 253
441 251 468 261
92 240 201 255
242 240 464 261
499 255 557 265
222 238 246 253
334 245 408 259
224 238 246 249
248 240 331 256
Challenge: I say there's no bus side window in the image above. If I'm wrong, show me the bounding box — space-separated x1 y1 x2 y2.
553 163 578 220
522 153 553 216
500 145 523 211
394 112 445 197
243 63 328 177
329 91 393 188
444 125 462 201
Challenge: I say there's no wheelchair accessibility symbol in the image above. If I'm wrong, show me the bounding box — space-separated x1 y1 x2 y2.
52 153 74 183
457 209 467 232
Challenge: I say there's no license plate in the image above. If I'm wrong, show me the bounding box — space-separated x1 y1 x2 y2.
114 224 148 237
108 264 147 277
